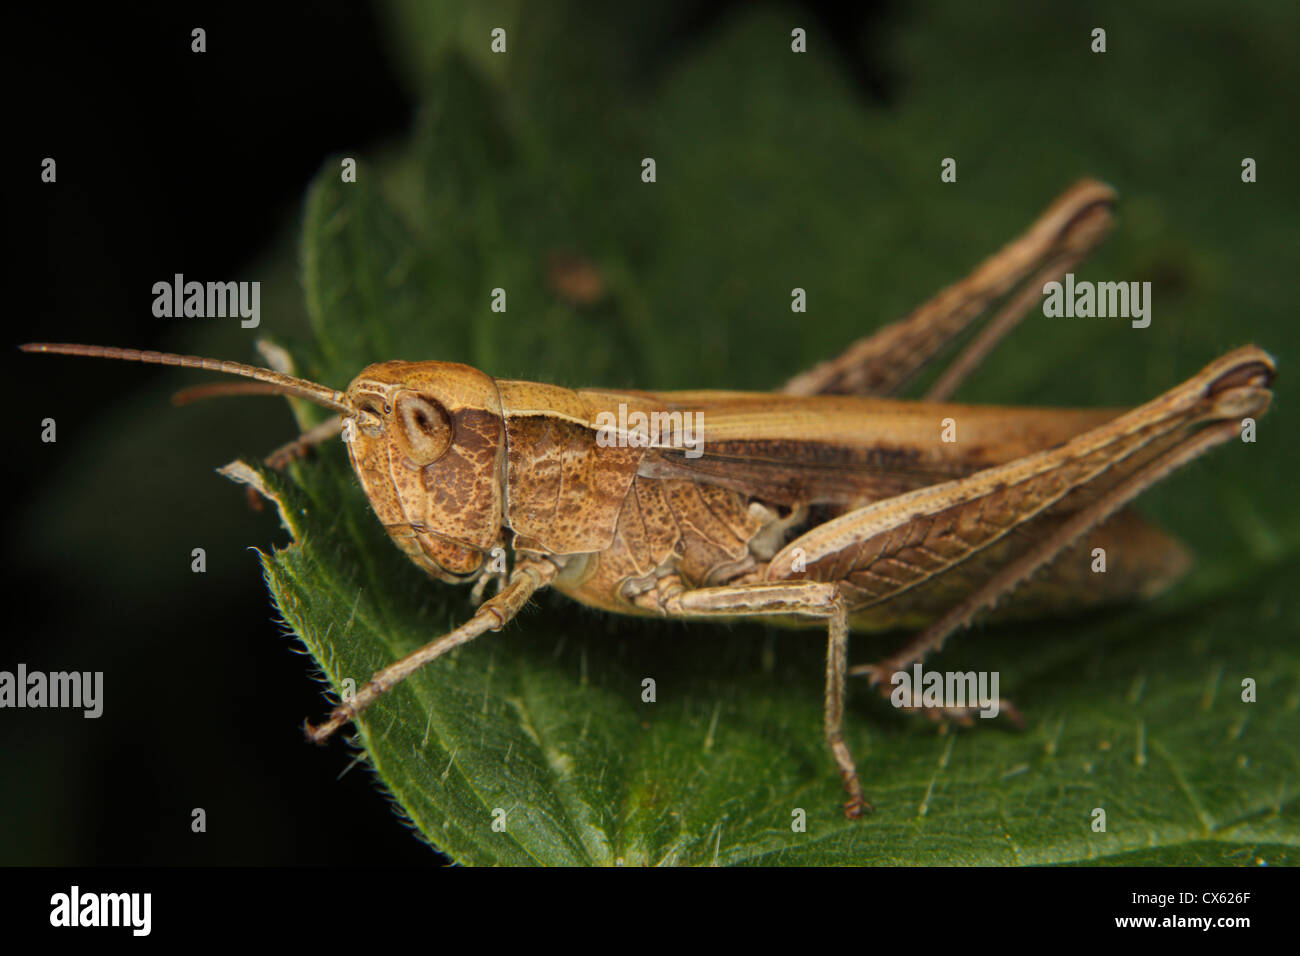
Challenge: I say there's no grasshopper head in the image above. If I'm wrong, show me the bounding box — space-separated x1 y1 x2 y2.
343 361 506 582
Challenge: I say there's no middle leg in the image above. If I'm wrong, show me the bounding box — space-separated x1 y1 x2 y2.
644 579 870 818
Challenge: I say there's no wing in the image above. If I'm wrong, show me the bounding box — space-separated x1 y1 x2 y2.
598 389 1120 508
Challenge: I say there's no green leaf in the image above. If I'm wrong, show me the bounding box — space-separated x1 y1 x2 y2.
247 3 1299 864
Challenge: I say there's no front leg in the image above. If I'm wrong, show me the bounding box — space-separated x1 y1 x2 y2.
306 558 557 742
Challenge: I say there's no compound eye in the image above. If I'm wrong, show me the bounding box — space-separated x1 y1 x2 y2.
394 393 452 465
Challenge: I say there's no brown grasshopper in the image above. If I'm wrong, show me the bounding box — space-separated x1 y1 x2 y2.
23 179 1274 819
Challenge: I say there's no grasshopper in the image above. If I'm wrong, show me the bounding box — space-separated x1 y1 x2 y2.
24 179 1274 818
